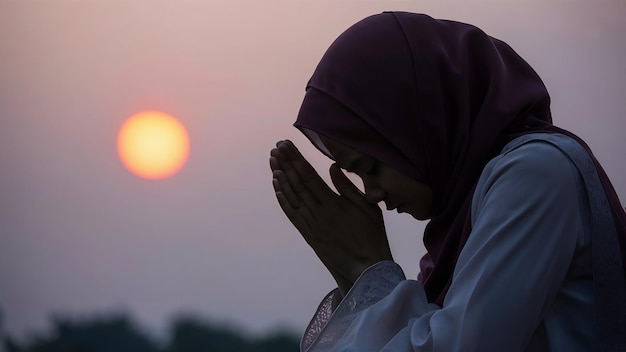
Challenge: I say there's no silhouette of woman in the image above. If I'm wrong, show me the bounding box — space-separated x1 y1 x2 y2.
270 12 626 351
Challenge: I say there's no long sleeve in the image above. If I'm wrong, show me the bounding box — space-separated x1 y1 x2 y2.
301 139 595 351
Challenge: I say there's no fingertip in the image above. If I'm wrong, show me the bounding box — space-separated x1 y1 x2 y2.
330 163 346 180
272 170 283 180
269 156 279 166
284 139 298 151
329 163 338 178
279 142 299 161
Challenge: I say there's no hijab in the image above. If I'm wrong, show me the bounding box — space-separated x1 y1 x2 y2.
294 11 626 342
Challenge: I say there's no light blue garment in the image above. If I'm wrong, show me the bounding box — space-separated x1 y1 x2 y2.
302 134 599 351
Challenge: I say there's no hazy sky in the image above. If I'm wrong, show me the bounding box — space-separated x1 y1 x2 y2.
1 0 625 342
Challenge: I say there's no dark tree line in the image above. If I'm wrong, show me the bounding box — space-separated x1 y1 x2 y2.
3 313 300 352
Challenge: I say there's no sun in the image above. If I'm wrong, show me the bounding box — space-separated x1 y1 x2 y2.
117 111 190 180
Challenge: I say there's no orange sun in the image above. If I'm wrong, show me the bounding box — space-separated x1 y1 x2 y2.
117 111 190 180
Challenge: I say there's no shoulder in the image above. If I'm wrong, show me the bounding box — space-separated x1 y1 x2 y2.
472 137 588 230
482 139 579 188
474 137 586 209
479 132 596 193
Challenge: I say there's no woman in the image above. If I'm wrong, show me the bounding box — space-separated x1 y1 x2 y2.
269 12 626 351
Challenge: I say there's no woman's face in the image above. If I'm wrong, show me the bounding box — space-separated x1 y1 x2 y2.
320 135 433 220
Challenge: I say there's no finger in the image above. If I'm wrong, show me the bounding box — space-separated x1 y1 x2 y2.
330 163 379 218
272 168 318 225
269 147 278 171
330 163 365 198
271 147 319 209
272 144 325 209
274 190 311 238
272 168 300 208
273 168 316 220
278 140 336 203
271 145 315 228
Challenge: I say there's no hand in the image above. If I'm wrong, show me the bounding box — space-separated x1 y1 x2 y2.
269 140 393 293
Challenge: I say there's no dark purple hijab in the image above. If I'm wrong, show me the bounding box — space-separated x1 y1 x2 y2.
294 11 626 346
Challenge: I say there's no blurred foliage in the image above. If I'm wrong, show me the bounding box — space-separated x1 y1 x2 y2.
3 313 300 352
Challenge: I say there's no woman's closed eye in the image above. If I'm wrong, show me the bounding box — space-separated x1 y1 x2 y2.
363 160 378 175
339 154 378 177
350 159 377 177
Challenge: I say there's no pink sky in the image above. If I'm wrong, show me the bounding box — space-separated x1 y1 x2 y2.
1 0 625 342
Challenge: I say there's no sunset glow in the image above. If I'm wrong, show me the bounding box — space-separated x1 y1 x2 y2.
117 111 190 179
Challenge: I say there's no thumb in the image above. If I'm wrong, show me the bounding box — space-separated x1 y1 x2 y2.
330 163 364 199
330 163 379 217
